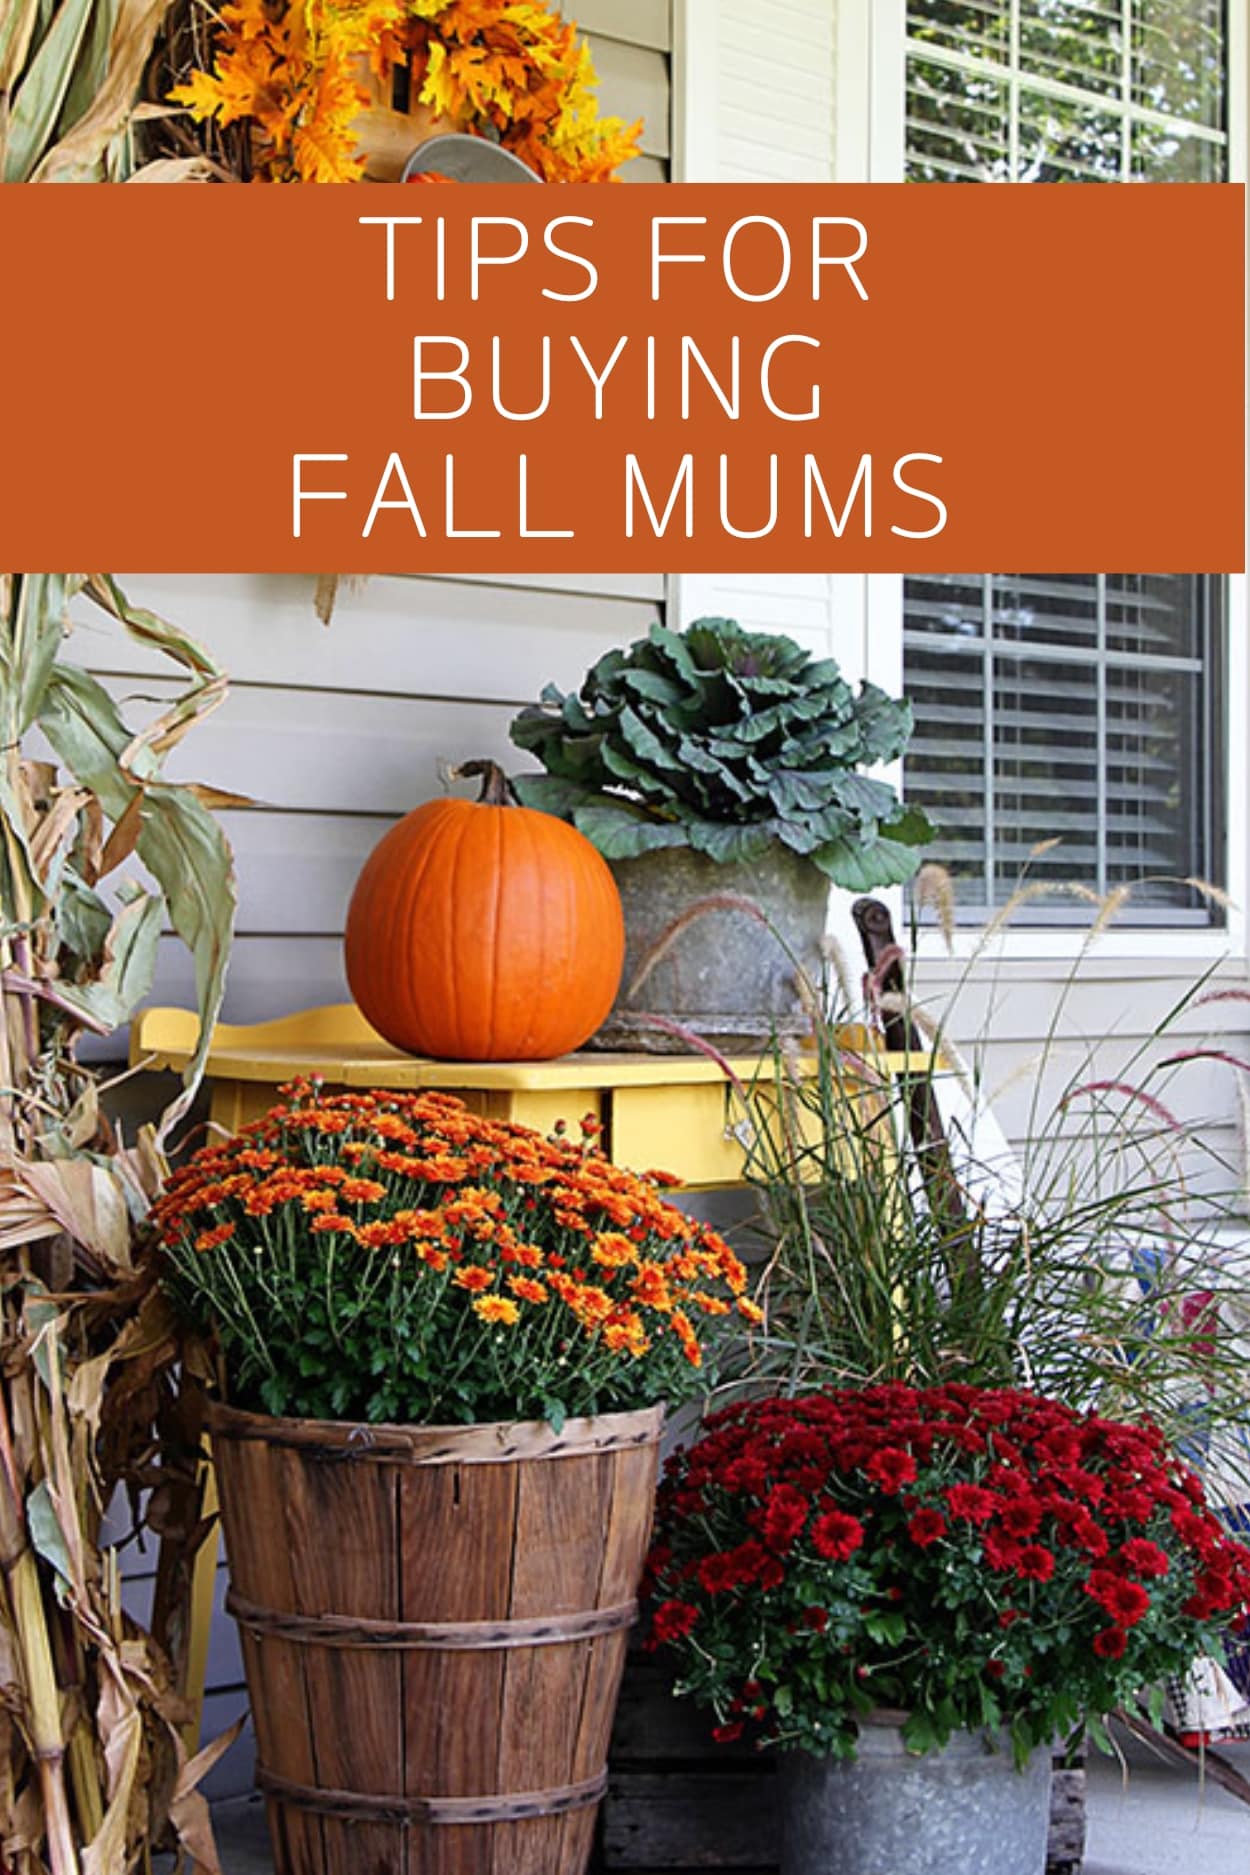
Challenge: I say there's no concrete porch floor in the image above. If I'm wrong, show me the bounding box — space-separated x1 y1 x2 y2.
1083 1740 1250 1875
201 1743 1250 1875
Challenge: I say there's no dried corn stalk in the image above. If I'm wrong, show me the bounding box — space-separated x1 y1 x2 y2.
0 0 192 181
1 574 238 1873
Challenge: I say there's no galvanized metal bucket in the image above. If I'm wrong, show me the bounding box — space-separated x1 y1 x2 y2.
591 845 831 1053
779 1718 1052 1875
400 132 541 183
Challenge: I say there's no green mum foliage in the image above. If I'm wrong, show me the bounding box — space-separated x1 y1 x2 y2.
510 618 933 891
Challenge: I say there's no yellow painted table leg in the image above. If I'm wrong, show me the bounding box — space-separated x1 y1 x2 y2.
183 1460 219 1755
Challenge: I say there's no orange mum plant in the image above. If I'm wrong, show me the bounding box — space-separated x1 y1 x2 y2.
155 1080 757 1426
171 0 643 183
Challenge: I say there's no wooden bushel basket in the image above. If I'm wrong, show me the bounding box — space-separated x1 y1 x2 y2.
208 1400 663 1875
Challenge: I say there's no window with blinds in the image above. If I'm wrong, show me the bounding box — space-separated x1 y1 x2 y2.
902 1 1230 923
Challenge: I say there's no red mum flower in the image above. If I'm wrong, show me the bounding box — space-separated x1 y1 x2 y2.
652 1600 699 1643
1094 1579 1151 1628
698 1553 743 1594
762 1485 810 1554
1172 1507 1221 1558
999 1497 1044 1539
1016 1545 1056 1584
907 1508 948 1548
802 1606 830 1632
1069 1516 1110 1560
866 1448 918 1494
811 1510 866 1562
712 1721 745 1744
1119 1538 1170 1580
983 1531 1023 1572
945 1483 996 1525
1093 1626 1128 1660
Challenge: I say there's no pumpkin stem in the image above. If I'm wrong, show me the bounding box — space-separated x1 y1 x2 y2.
452 760 515 807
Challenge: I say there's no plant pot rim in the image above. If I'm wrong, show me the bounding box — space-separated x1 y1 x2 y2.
205 1397 664 1467
816 1717 1045 1764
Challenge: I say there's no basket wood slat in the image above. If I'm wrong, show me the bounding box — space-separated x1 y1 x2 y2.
210 1399 663 1875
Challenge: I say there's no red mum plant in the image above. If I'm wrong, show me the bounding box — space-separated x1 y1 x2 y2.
644 1384 1250 1761
156 1078 755 1426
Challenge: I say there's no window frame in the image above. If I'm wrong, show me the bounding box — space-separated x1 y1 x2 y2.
836 0 1248 964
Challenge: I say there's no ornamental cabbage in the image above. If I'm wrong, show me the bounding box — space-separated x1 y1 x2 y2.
510 618 932 892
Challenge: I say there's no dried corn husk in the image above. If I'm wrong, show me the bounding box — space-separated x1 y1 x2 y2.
1 574 238 1872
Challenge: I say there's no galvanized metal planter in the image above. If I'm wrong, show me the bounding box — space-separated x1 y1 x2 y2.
778 1717 1053 1875
594 846 830 1052
602 1650 1084 1873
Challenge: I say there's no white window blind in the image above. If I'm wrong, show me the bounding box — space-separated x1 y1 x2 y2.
902 1 1229 923
905 574 1223 922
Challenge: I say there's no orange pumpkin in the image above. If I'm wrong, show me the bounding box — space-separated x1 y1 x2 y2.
344 760 625 1061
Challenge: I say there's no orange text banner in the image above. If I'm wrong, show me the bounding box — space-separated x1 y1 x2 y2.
0 182 1243 573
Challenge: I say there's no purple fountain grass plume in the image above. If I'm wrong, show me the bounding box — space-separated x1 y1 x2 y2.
1192 988 1250 1011
1160 1048 1250 1076
1058 1079 1183 1133
626 1015 753 1106
625 892 773 1003
866 943 907 1005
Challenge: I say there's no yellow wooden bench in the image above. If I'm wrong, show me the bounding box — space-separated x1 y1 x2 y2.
131 1002 919 1189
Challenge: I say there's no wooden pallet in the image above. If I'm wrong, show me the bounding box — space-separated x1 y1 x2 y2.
598 1653 1087 1873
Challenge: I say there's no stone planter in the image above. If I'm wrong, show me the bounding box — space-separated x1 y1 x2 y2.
593 845 830 1053
779 1716 1053 1875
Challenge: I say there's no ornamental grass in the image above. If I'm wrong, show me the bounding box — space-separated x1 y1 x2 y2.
156 1079 759 1426
644 1383 1250 1763
727 874 1250 1494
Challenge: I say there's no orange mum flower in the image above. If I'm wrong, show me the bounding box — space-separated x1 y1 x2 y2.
300 1188 340 1214
508 1276 549 1306
632 1263 674 1313
159 1079 741 1422
473 1296 520 1327
604 1316 650 1358
310 1214 357 1236
592 1231 637 1271
340 1178 386 1206
693 1293 731 1318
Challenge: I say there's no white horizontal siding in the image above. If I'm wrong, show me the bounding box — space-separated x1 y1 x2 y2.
594 38 671 161
89 573 662 700
587 2 671 175
83 569 665 1032
913 954 1250 1197
580 0 671 52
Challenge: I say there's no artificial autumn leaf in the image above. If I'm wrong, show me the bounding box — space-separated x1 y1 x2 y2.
293 52 370 179
169 66 231 120
172 0 642 183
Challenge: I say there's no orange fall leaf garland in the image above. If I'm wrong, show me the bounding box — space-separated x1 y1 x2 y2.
171 0 644 184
